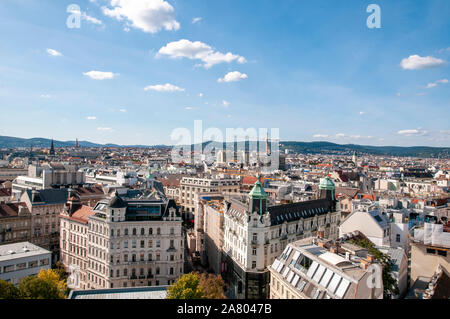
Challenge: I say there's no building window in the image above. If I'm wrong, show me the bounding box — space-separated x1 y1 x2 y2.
396 234 401 243
252 261 256 269
141 228 145 235
157 228 161 235
426 248 436 255
124 228 128 236
148 240 153 248
252 249 257 256
149 228 153 235
437 250 447 257
133 228 137 236
140 240 145 248
156 240 161 248
170 228 174 235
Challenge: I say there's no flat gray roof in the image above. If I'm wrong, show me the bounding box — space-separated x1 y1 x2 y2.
69 286 168 299
0 242 51 262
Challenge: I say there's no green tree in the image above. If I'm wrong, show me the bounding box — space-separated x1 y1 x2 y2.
18 269 68 299
198 273 227 299
0 280 20 299
349 238 400 298
166 273 205 299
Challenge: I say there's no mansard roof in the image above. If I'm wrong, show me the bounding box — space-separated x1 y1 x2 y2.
268 198 333 226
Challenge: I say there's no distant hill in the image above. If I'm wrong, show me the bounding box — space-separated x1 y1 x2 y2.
0 135 448 158
280 141 450 158
0 136 167 149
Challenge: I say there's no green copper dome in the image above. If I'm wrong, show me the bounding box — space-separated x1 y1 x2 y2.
319 176 335 190
249 175 267 199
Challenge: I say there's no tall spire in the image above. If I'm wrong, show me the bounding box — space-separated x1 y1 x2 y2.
76 138 79 148
265 131 271 156
50 138 55 156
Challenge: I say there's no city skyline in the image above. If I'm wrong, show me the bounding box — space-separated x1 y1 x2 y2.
0 0 449 147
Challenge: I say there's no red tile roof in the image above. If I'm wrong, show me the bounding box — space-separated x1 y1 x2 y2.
61 205 95 224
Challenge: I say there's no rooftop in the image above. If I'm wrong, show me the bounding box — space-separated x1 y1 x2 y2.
68 286 168 299
0 242 51 262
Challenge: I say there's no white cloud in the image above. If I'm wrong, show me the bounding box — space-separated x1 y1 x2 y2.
157 39 247 69
334 133 372 139
46 49 62 57
87 116 97 120
218 71 248 83
397 128 428 136
400 55 445 70
67 6 103 25
222 100 230 107
97 127 113 131
359 111 365 115
192 17 202 24
40 94 52 99
102 0 179 33
185 106 196 110
83 71 117 80
313 134 329 139
198 93 203 97
144 83 185 92
426 78 448 89
119 109 127 113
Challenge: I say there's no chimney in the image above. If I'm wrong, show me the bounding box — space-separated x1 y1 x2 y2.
330 246 338 254
317 230 325 239
367 254 374 264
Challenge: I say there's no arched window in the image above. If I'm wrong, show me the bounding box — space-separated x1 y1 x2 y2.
149 228 153 235
124 228 128 236
133 228 137 236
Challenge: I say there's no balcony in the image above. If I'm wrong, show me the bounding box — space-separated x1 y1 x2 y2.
147 274 154 279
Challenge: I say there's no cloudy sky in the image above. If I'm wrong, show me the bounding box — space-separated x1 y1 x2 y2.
0 0 449 146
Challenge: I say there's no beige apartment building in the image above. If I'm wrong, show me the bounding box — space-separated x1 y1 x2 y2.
193 192 226 274
0 203 31 245
179 175 240 217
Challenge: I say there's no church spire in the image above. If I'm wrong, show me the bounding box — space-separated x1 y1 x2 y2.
50 139 55 156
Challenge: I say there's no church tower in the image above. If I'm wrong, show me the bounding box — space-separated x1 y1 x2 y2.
50 139 55 156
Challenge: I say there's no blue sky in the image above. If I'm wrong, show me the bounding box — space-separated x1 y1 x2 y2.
0 0 449 147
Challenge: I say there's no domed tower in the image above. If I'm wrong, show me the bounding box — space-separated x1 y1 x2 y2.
318 176 336 209
249 175 268 215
